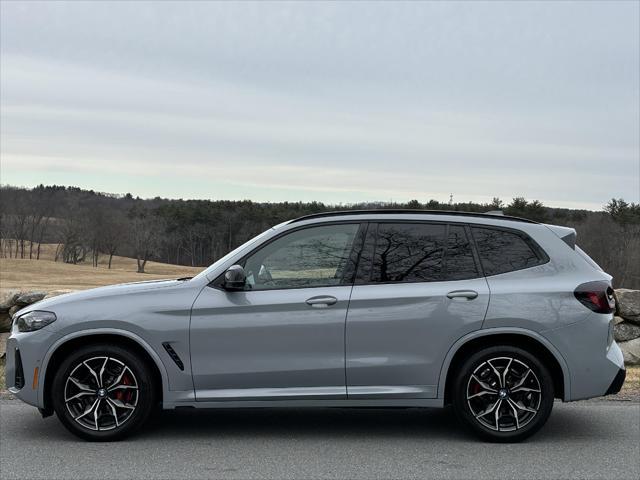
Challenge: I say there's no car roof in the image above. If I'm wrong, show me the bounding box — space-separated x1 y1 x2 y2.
289 209 538 225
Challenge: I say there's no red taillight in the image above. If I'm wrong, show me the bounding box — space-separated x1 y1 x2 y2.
574 281 615 314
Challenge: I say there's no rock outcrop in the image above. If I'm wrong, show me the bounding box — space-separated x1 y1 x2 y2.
15 291 47 306
614 289 640 365
619 338 640 366
615 289 640 324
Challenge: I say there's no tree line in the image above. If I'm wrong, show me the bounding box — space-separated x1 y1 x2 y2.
0 185 638 288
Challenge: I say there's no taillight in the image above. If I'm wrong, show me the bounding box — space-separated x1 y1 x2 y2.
574 281 615 313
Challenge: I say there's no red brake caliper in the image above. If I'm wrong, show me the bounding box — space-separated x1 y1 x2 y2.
115 373 130 401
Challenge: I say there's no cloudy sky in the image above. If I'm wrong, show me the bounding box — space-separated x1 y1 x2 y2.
1 1 638 210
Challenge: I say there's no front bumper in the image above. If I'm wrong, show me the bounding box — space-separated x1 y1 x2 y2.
5 327 61 408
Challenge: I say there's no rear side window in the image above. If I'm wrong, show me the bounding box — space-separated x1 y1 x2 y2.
445 225 478 281
371 223 445 283
359 222 480 284
471 226 546 276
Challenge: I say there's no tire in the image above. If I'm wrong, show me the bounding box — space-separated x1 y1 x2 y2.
452 346 554 443
51 343 157 441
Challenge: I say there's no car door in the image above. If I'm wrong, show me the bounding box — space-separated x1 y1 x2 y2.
190 222 365 401
345 221 490 399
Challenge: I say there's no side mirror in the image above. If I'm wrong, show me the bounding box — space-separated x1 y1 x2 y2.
223 265 246 290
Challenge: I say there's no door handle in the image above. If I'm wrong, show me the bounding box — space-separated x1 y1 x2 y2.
446 290 478 300
305 295 338 308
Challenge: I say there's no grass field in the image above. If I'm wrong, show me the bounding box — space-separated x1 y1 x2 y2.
1 242 204 292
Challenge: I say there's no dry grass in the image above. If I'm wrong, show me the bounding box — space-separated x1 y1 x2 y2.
0 242 203 292
619 366 640 400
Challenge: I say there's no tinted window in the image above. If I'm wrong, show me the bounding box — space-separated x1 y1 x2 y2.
243 224 359 290
370 223 445 283
471 227 543 276
444 225 478 280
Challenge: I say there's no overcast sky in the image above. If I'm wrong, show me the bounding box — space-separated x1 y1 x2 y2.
1 1 638 210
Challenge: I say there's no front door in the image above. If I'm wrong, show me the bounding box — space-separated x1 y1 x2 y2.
345 222 490 398
190 222 364 401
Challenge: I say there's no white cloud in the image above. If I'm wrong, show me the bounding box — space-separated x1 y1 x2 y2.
1 1 638 209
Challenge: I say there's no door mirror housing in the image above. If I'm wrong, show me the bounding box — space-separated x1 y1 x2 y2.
223 265 247 290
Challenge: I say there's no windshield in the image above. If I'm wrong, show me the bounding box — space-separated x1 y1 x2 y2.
191 225 282 282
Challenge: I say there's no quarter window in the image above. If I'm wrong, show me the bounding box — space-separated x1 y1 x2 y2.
471 226 545 276
242 224 360 290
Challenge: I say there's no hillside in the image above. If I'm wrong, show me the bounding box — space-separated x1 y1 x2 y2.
0 243 204 292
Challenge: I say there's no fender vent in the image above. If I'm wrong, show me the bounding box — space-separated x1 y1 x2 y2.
14 349 24 389
162 342 185 371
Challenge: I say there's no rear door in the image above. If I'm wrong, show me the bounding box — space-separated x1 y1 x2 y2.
345 222 490 398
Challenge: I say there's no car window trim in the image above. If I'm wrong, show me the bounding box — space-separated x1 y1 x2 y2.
464 224 486 277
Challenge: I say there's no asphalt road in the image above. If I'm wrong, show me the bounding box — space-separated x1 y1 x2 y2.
1 399 639 480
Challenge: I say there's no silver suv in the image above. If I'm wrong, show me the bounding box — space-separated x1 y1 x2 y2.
5 210 626 442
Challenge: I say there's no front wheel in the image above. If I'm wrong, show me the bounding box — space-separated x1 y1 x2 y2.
51 344 157 441
452 346 554 442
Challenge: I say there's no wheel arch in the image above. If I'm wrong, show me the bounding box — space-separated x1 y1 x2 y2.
439 328 571 404
40 329 168 415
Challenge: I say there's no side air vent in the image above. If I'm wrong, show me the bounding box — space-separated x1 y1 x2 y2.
162 342 185 371
14 349 25 389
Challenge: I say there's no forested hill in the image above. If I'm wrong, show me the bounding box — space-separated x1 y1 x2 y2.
1 185 638 288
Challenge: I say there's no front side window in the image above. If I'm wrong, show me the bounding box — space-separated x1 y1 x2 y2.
471 226 546 276
242 223 360 290
370 223 446 283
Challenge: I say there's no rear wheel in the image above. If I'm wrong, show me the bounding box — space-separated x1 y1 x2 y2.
452 346 554 442
51 344 156 441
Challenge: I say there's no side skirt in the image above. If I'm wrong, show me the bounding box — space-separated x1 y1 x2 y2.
163 398 445 409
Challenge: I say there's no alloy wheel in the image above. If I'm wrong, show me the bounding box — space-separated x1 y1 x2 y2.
64 356 139 431
466 356 542 432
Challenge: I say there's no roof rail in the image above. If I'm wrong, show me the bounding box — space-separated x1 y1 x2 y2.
289 209 538 224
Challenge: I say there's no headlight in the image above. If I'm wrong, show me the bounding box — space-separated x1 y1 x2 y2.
15 311 57 332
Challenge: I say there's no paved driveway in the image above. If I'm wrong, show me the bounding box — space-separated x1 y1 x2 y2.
1 399 638 479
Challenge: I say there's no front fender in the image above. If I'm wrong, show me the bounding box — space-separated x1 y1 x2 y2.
38 328 172 408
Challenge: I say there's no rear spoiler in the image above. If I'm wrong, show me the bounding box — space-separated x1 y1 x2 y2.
544 224 576 249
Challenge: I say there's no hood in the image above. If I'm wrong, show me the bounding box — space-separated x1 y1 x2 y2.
19 278 187 314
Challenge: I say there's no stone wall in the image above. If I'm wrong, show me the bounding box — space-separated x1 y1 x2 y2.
614 289 640 365
2 288 640 365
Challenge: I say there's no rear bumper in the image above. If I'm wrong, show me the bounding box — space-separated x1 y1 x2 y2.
605 368 626 396
542 314 625 402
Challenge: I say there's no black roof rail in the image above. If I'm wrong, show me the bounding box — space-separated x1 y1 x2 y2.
289 209 538 224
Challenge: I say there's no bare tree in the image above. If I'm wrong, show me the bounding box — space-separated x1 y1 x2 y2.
128 209 163 273
604 199 640 287
100 210 127 269
57 202 88 264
